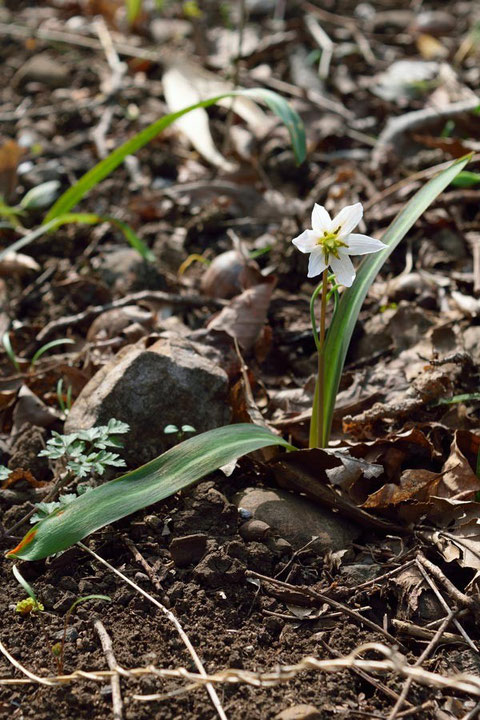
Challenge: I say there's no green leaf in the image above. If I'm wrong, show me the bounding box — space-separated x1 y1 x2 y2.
126 0 142 23
321 154 472 446
7 424 292 561
44 89 306 222
0 213 153 263
451 171 480 188
31 338 75 366
20 181 61 210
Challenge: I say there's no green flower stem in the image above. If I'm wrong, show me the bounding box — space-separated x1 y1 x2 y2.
309 269 329 449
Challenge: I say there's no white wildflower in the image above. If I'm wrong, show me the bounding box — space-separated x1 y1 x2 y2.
292 202 387 286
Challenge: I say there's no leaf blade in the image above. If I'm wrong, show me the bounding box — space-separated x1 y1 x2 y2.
44 89 306 222
7 424 292 561
322 154 472 445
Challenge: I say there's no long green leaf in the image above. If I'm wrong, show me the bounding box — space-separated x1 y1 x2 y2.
7 424 292 562
44 89 306 222
322 154 471 446
0 213 154 263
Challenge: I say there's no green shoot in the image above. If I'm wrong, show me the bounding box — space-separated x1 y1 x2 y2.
30 338 75 367
55 594 110 672
56 378 73 416
2 331 21 372
13 565 44 614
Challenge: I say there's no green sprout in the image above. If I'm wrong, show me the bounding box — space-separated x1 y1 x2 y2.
56 378 73 416
54 594 110 673
13 565 44 615
2 332 75 372
164 424 196 443
2 332 20 372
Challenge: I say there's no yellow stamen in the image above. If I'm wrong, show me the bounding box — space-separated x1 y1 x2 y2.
316 231 347 261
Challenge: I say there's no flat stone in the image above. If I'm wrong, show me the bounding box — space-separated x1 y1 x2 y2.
65 337 231 465
275 705 322 720
233 487 359 553
169 534 208 567
16 53 70 88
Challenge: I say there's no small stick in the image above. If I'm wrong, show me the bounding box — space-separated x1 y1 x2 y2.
123 536 165 596
304 14 334 80
79 542 228 720
0 639 56 686
94 620 123 720
388 610 458 720
36 290 224 343
416 553 476 610
416 560 479 654
247 570 404 648
317 636 411 707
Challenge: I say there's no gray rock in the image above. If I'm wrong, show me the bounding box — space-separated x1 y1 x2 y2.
233 487 359 553
93 248 165 294
463 326 480 361
274 705 322 720
65 337 231 465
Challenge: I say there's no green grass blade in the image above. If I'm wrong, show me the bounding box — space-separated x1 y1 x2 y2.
31 338 75 366
44 89 306 222
7 424 293 561
0 213 153 263
322 154 471 446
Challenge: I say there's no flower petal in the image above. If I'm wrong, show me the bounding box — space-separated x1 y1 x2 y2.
332 202 363 238
307 249 327 278
311 204 332 233
344 233 387 255
292 229 317 253
329 253 355 287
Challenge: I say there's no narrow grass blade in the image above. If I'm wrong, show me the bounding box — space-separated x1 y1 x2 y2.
31 338 75 366
7 424 293 561
44 89 306 221
0 213 153 263
322 154 472 446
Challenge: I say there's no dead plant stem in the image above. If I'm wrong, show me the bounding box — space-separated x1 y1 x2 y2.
78 542 229 720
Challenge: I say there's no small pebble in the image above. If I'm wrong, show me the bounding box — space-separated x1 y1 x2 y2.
274 705 322 720
239 519 271 542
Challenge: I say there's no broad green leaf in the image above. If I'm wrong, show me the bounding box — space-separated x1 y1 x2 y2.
7 424 292 561
321 154 472 446
0 213 153 263
44 89 306 222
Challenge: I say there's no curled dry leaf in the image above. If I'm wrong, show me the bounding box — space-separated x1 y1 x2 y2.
0 252 40 277
207 277 276 353
1 468 45 489
271 447 405 534
86 305 154 342
201 250 263 299
361 431 480 523
13 385 59 432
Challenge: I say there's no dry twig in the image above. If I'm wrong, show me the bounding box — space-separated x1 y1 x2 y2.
94 620 123 720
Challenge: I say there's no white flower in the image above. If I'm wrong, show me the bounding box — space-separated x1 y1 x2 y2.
292 202 387 287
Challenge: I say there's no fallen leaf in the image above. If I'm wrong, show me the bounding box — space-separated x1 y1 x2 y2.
207 277 276 353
